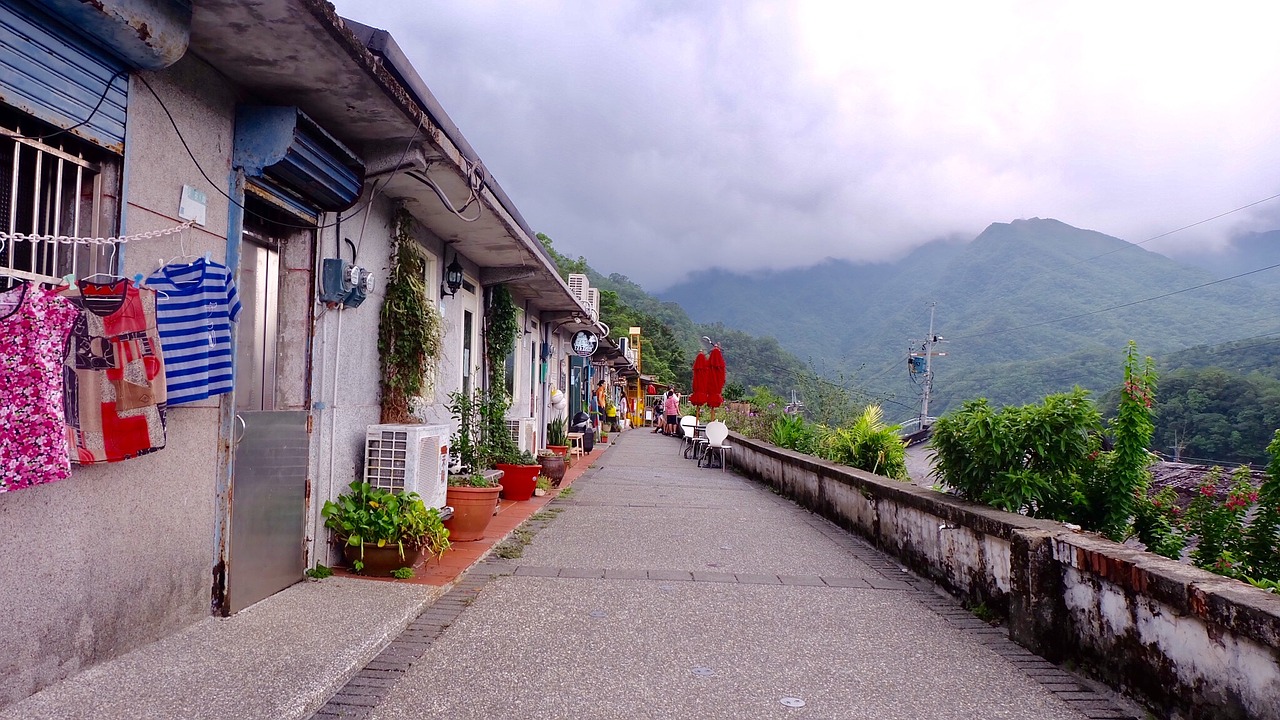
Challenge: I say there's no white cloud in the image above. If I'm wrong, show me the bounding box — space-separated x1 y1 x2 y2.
332 0 1280 288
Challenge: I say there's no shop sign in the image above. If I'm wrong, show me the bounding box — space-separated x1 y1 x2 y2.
571 330 599 357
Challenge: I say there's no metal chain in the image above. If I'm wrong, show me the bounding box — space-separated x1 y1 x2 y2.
0 220 195 246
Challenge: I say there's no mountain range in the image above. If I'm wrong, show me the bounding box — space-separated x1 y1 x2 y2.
661 218 1280 421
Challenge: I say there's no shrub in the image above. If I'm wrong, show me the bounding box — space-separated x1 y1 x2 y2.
816 405 907 480
771 413 819 454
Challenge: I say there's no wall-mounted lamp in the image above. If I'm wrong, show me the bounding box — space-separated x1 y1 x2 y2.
442 253 464 297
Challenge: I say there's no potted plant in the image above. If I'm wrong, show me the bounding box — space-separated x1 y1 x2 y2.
443 473 502 541
321 481 451 576
493 447 541 501
546 415 569 457
537 448 566 486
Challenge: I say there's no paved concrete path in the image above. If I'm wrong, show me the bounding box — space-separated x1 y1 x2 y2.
316 431 1139 720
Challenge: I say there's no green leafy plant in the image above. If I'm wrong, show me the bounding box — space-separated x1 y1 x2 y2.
447 390 484 473
1239 430 1280 581
304 564 333 580
931 389 1100 518
1184 467 1256 576
770 413 819 454
493 447 537 466
377 209 444 423
485 284 520 393
479 387 519 468
321 481 451 572
449 472 501 488
1131 486 1186 560
546 415 568 446
536 475 552 491
391 567 415 579
1095 343 1157 540
817 405 908 480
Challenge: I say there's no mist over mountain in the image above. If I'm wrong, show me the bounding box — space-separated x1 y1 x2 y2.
662 218 1280 420
1164 229 1280 279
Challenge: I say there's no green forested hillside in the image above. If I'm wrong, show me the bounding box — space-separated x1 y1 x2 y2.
664 218 1280 421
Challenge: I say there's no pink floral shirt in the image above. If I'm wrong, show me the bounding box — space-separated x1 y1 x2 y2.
0 284 80 491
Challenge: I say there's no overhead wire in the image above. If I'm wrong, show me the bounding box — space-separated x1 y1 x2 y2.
949 259 1280 341
7 69 127 144
134 75 465 233
1057 190 1280 271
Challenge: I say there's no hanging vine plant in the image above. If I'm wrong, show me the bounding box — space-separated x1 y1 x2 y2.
485 283 520 396
378 209 444 423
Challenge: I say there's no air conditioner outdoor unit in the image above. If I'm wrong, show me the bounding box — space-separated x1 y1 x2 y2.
363 423 451 509
587 288 600 321
567 273 589 303
504 418 538 453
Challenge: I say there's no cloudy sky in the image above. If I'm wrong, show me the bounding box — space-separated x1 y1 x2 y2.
331 1 1280 290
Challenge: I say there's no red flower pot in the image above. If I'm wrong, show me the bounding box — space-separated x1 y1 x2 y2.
443 485 501 541
494 463 540 501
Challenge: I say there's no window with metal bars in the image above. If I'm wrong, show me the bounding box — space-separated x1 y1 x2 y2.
0 108 120 285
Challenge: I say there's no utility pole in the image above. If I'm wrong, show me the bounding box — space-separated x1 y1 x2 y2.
908 302 946 430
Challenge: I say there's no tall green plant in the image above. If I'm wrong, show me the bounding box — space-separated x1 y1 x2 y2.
485 284 520 395
1241 431 1280 581
1098 342 1157 540
378 210 443 423
446 390 483 473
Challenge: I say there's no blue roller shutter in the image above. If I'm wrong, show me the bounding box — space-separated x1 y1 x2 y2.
0 0 128 153
234 106 365 214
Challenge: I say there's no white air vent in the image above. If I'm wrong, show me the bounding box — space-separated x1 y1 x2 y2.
567 273 589 302
364 423 451 509
587 288 600 321
504 418 538 453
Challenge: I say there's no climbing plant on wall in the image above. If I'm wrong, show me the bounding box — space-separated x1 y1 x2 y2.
485 284 519 396
377 209 444 423
479 283 521 464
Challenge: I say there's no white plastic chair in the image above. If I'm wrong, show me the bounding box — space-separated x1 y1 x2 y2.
699 421 731 470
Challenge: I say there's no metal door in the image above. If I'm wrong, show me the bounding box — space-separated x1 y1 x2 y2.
227 238 308 613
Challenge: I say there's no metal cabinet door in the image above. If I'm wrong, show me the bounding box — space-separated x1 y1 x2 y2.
226 238 308 613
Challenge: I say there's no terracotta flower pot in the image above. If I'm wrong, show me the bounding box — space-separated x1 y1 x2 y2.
547 445 569 457
538 454 566 485
342 541 422 576
443 485 501 541
494 463 540 501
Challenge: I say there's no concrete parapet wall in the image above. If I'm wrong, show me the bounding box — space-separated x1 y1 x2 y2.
729 432 1280 720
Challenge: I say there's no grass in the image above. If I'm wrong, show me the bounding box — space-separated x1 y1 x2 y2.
494 527 536 559
967 601 1003 626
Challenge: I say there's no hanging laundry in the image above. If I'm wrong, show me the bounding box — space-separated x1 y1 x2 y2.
0 283 81 490
60 279 167 463
145 258 241 406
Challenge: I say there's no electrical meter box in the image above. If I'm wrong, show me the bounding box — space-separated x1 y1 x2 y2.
320 258 354 303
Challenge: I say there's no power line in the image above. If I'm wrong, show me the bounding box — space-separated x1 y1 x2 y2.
135 75 425 233
1059 190 1280 270
951 260 1280 341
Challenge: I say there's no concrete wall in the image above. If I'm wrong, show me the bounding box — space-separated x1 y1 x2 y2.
0 57 236 709
729 433 1280 720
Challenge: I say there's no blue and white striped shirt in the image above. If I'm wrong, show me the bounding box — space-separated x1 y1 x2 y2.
145 259 241 406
